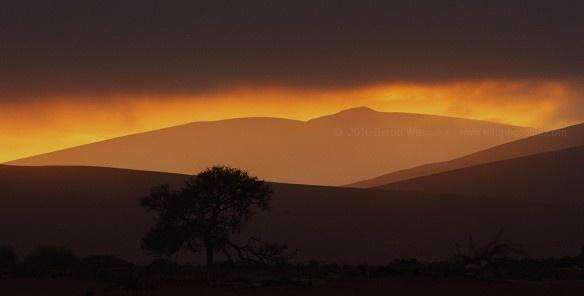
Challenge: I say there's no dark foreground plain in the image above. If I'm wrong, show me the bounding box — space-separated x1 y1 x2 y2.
3 257 584 295
2 276 584 296
2 163 584 263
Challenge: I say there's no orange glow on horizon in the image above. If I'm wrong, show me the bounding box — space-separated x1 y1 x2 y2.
0 80 578 163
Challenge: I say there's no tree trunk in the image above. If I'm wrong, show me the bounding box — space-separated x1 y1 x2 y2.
206 244 214 267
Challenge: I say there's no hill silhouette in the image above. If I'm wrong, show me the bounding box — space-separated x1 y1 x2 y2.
379 145 584 205
1 165 582 264
350 122 584 187
5 107 531 186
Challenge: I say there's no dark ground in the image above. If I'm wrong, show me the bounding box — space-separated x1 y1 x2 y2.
1 276 584 295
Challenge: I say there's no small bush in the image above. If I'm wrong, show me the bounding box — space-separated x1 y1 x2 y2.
0 244 19 276
111 271 159 291
24 246 79 276
79 255 134 280
0 244 19 267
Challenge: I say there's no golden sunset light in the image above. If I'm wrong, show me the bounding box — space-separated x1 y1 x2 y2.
0 80 576 163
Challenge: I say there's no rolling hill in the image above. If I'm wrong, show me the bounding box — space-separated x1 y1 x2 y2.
5 107 531 186
350 122 584 187
1 165 583 264
379 145 584 205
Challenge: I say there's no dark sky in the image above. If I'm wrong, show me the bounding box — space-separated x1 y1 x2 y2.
2 0 584 100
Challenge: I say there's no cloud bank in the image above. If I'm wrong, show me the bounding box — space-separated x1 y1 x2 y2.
1 1 583 100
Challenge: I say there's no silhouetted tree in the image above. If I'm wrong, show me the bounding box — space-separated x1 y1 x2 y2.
140 166 276 266
454 230 526 277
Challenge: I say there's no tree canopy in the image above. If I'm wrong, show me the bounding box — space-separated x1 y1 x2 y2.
140 166 286 266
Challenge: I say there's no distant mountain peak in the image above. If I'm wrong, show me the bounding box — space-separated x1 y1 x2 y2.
308 106 382 123
336 106 378 114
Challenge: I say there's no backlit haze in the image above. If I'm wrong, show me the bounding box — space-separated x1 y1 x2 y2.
1 80 581 163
